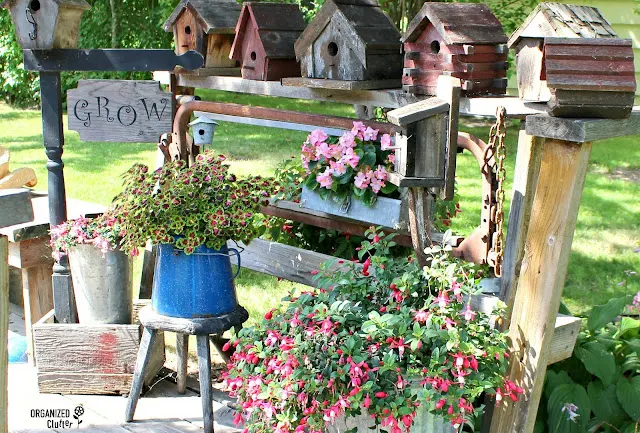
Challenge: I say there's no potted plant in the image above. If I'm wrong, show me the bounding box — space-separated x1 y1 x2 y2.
299 122 404 229
50 212 132 324
111 151 278 319
224 229 521 433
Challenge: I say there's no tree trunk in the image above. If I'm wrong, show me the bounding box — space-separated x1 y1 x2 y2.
109 0 119 48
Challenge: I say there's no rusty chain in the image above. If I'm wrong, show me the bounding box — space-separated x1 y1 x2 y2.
485 107 507 277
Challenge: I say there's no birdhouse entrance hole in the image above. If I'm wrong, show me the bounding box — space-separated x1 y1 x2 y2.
327 42 338 57
250 51 257 61
198 129 205 136
29 0 41 11
184 25 191 35
430 41 440 54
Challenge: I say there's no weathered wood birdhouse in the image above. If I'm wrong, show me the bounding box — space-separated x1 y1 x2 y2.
230 2 306 81
401 2 508 97
509 3 617 102
386 98 450 188
543 38 636 119
293 0 402 85
163 0 241 70
1 0 90 49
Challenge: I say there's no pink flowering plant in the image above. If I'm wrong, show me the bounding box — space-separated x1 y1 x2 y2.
302 122 397 206
50 212 123 262
224 229 521 433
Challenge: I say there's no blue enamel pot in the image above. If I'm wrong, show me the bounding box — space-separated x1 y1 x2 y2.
151 242 241 318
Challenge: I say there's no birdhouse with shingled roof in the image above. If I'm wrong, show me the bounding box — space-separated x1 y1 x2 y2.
2 0 90 49
293 0 402 83
508 2 618 102
163 0 241 70
230 2 306 81
401 2 508 97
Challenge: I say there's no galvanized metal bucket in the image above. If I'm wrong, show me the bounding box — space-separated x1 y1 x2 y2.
68 245 133 324
151 243 241 318
327 405 454 433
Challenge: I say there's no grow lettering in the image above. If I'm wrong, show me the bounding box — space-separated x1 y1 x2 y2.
73 96 169 128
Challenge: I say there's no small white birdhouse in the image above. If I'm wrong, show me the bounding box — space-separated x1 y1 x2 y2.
1 0 91 49
189 117 218 146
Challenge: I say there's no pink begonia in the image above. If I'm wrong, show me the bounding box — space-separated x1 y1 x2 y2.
339 131 356 149
370 177 385 193
340 147 360 169
329 160 347 176
380 133 393 150
363 126 378 141
316 168 333 188
374 165 388 181
387 153 396 166
351 121 366 140
354 171 370 190
308 129 328 146
315 142 332 160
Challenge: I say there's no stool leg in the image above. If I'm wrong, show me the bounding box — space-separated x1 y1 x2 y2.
125 327 158 422
196 334 214 433
176 333 189 394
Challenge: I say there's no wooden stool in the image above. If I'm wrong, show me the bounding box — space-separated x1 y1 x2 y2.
125 305 248 432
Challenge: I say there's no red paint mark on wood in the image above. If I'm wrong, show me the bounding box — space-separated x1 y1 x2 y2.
95 333 118 374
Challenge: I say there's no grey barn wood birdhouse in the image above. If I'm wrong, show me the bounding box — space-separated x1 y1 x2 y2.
2 0 90 49
386 98 450 188
189 116 218 146
509 2 617 102
229 2 306 81
163 0 241 70
293 0 402 82
401 2 508 97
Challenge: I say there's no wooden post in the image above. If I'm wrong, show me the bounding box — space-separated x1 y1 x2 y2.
490 138 592 433
1 235 8 433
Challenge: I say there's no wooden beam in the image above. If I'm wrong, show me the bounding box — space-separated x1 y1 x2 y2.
0 189 33 229
436 76 462 201
525 111 640 143
1 236 8 433
490 139 592 433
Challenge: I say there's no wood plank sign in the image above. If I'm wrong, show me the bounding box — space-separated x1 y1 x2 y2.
67 80 174 143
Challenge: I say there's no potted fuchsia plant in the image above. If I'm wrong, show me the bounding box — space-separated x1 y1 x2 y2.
300 122 401 228
224 229 521 433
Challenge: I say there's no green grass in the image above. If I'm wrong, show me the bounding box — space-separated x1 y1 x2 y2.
1 92 638 318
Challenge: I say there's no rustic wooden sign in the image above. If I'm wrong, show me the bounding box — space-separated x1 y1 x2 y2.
67 80 174 143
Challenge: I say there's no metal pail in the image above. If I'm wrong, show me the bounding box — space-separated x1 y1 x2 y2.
68 245 133 324
151 243 240 318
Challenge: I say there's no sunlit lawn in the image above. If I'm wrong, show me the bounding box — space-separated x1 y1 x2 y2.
1 90 638 319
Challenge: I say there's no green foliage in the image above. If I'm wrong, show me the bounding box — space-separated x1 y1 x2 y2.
539 291 640 433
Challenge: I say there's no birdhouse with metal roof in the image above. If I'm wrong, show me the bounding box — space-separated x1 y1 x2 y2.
509 3 617 102
189 116 219 146
229 2 306 81
401 2 508 97
293 0 402 85
163 0 241 70
2 0 90 49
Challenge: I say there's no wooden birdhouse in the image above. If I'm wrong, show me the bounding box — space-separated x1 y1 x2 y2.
1 0 90 49
386 98 449 188
229 2 306 81
401 2 508 97
293 0 402 86
543 38 636 119
189 116 218 146
508 3 617 102
163 0 241 70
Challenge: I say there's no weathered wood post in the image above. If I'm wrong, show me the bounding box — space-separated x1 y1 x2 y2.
490 113 640 433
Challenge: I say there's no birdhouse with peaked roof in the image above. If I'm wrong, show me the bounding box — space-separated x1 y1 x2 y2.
163 0 241 70
189 116 218 146
401 2 508 97
293 0 402 83
2 0 90 49
508 2 617 102
230 2 306 81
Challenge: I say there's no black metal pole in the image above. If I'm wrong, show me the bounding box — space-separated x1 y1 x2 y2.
40 71 77 324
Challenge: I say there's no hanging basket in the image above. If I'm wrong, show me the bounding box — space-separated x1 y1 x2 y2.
151 242 241 319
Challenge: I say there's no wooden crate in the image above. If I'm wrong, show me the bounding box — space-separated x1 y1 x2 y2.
33 311 165 395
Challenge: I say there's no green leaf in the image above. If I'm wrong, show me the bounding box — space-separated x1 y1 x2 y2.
575 342 616 386
334 171 353 185
620 317 640 337
622 423 640 433
380 182 397 194
588 382 627 426
627 339 640 356
588 296 633 332
617 377 640 421
545 370 574 399
547 383 591 433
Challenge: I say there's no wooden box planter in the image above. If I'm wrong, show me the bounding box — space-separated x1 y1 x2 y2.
293 0 402 89
508 3 617 102
33 311 165 395
401 2 508 97
163 0 241 76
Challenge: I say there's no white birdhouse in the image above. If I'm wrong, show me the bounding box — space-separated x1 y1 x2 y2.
189 117 218 146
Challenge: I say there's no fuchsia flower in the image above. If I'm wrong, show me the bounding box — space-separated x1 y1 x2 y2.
414 310 430 323
380 133 393 150
463 305 476 321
